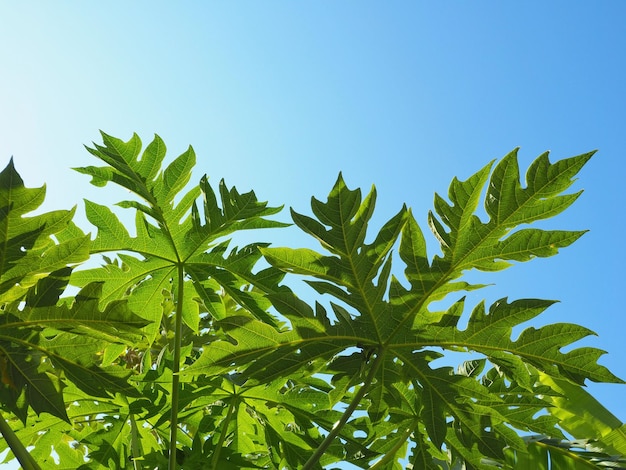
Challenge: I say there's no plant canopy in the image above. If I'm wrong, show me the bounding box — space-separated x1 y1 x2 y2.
0 133 623 469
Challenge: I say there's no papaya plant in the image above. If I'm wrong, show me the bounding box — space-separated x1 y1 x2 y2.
0 132 623 469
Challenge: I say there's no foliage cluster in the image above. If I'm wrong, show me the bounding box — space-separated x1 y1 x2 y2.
0 133 624 469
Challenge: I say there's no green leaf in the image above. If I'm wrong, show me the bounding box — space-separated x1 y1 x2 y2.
73 133 288 340
0 159 95 424
417 298 622 385
246 150 621 467
430 149 592 272
41 333 141 399
0 159 90 302
538 372 626 455
505 437 626 469
21 281 150 344
3 140 621 470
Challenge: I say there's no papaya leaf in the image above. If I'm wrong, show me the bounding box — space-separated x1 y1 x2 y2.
538 372 626 455
415 298 621 385
19 281 150 344
0 343 68 422
186 149 622 467
505 436 626 469
0 159 90 302
71 132 291 469
72 132 288 339
3 140 622 470
0 159 99 425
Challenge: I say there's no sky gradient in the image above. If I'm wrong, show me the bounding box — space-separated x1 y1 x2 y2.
1 2 625 466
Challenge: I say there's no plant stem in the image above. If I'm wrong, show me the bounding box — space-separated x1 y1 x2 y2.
210 393 238 470
168 265 185 470
368 419 418 469
129 413 142 470
0 410 41 470
534 440 595 465
302 351 384 470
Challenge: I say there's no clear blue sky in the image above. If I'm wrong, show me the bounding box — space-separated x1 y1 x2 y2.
1 1 625 464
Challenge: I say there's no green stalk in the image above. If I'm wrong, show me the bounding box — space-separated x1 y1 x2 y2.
534 440 598 466
129 414 142 470
302 351 384 470
168 265 185 470
118 393 142 470
210 394 238 470
0 410 41 470
368 419 418 469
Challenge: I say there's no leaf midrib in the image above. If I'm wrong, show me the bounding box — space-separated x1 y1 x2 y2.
337 191 383 343
392 339 594 379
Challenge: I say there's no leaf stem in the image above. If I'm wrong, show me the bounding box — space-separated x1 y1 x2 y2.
302 350 384 470
0 410 41 470
168 265 185 470
129 413 142 470
368 419 418 469
210 392 238 470
534 440 598 466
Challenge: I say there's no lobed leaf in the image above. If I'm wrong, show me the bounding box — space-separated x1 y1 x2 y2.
74 133 288 337
0 159 90 302
254 149 622 467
